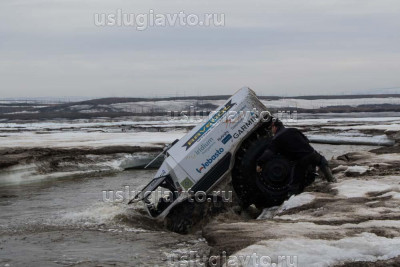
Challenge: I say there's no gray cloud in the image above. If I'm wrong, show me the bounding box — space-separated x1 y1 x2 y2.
1 0 400 97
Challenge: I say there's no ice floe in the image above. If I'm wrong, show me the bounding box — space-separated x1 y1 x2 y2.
232 233 400 267
307 134 395 146
0 131 185 149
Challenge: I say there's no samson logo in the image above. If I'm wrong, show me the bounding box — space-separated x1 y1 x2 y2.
196 148 224 173
182 100 236 150
233 116 258 139
221 134 232 144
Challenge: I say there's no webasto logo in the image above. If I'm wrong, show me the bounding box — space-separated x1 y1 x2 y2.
196 148 224 173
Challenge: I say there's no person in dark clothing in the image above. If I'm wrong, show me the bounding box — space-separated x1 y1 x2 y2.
256 118 336 195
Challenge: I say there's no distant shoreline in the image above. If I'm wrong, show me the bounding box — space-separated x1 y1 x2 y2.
1 93 400 122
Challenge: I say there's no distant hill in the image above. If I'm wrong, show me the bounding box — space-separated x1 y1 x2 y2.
1 93 400 122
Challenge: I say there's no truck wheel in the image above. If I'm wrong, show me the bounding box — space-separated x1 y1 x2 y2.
232 137 272 208
232 125 316 208
255 154 294 204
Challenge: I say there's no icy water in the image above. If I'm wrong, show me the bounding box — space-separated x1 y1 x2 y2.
0 144 378 267
0 170 209 267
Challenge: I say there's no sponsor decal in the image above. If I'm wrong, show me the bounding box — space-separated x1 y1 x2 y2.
180 177 194 190
194 137 215 155
182 100 236 150
217 131 232 144
224 105 248 129
185 137 215 160
185 153 196 160
221 134 232 144
196 148 224 173
233 116 258 139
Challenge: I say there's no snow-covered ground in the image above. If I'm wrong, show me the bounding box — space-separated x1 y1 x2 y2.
0 119 197 132
233 233 400 267
288 116 400 129
261 97 400 109
2 97 400 266
1 114 398 149
307 134 395 146
111 100 196 113
0 122 188 185
3 95 398 117
324 124 400 132
0 131 185 149
0 115 397 187
204 151 400 266
200 97 400 110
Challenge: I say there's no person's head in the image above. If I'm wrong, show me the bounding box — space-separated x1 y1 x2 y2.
271 118 283 135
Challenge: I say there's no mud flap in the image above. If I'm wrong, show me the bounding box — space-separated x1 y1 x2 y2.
165 196 226 234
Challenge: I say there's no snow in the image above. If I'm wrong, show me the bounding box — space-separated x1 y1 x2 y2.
373 153 400 162
111 100 196 112
262 97 400 109
68 104 92 110
279 193 315 211
0 131 186 149
381 191 400 200
0 120 196 131
1 116 399 146
256 207 279 220
332 164 372 176
334 179 394 198
324 124 400 132
232 233 400 267
307 134 395 146
4 111 39 114
332 165 349 173
289 116 400 126
339 220 400 229
345 165 371 175
257 193 315 220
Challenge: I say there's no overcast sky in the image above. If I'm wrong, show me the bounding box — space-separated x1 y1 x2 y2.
1 0 400 98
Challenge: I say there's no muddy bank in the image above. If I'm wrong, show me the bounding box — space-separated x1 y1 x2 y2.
0 128 185 175
202 149 400 266
0 146 166 186
370 145 400 154
0 146 162 169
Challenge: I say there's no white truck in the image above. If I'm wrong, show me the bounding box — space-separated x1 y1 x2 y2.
129 87 316 233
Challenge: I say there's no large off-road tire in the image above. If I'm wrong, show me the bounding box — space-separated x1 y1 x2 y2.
231 124 317 209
